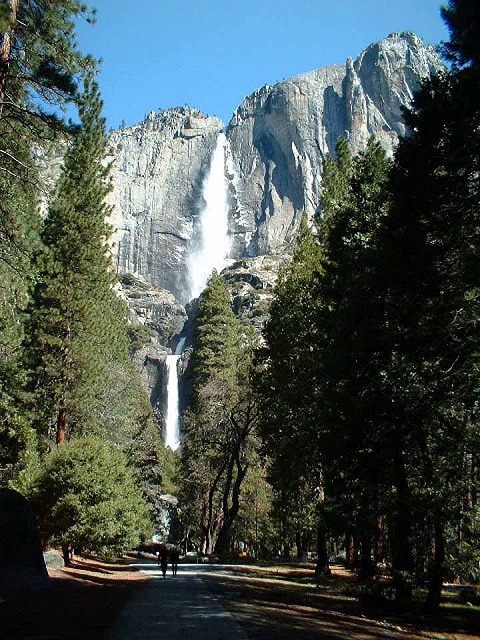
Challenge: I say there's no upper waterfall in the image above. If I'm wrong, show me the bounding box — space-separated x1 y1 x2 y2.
187 132 231 301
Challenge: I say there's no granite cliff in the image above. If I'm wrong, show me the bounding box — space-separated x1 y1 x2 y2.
106 107 224 303
106 32 443 304
78 32 443 414
227 32 443 256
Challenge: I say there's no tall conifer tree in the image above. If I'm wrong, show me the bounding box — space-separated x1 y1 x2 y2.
181 271 255 555
26 69 130 445
0 1 92 480
377 0 480 608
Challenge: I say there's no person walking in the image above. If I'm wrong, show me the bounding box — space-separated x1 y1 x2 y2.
158 545 168 578
170 546 179 576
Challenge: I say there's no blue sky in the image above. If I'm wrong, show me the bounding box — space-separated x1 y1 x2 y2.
76 0 449 130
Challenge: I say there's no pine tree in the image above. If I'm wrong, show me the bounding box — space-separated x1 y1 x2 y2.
26 70 130 445
14 436 151 564
181 271 256 555
377 1 480 608
0 0 92 481
260 141 392 577
0 1 92 124
258 215 329 569
0 114 39 483
441 0 480 68
317 139 392 580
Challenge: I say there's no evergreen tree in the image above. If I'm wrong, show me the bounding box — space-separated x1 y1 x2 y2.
0 116 39 483
376 0 480 608
317 137 353 224
26 70 130 445
316 138 392 581
0 0 92 125
258 215 329 569
0 1 92 481
441 0 480 68
180 271 256 555
260 142 391 576
14 436 151 564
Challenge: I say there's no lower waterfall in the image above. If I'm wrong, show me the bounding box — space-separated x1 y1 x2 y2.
164 337 185 450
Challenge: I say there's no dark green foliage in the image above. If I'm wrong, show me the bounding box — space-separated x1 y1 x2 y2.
377 32 480 606
0 2 10 32
441 0 480 68
128 324 156 353
23 70 163 540
0 131 39 482
0 1 92 125
0 1 163 555
14 436 151 562
317 137 353 223
0 0 93 479
258 215 324 559
260 0 480 608
260 143 391 570
191 270 242 391
180 272 257 555
234 457 274 558
26 71 132 444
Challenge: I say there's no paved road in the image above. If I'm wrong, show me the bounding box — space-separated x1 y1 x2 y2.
104 561 248 640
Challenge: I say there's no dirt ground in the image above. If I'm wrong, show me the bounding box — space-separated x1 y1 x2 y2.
202 564 480 640
1 558 479 640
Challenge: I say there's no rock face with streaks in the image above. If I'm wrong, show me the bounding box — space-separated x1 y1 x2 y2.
63 32 443 418
226 32 443 256
106 107 224 303
106 33 443 302
118 274 187 407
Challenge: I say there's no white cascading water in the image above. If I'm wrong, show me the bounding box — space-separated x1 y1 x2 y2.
187 131 231 300
164 337 186 450
164 132 231 449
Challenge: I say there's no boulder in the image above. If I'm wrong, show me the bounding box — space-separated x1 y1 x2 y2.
43 550 65 571
0 489 49 588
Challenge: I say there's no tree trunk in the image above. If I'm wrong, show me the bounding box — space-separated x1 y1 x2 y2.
359 532 374 581
0 0 19 121
425 517 445 611
345 531 358 568
374 514 384 565
56 405 66 446
200 458 228 554
214 454 248 556
392 445 413 603
315 517 330 579
296 529 311 559
214 527 231 556
61 544 71 567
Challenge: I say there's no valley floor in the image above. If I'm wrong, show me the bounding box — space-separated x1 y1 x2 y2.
1 557 478 639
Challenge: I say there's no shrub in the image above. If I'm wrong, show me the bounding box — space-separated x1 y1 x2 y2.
15 436 151 563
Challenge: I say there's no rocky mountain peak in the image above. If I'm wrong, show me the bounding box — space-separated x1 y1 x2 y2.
106 32 443 302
